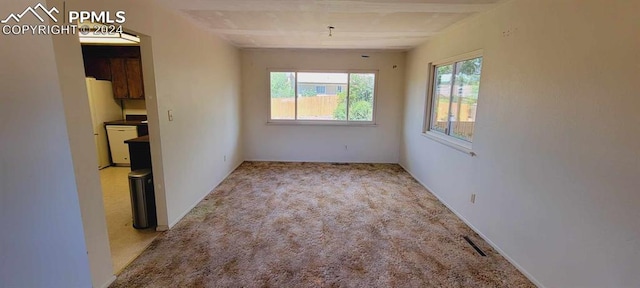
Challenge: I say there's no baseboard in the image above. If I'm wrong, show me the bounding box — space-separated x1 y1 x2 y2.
244 158 399 164
398 163 545 288
167 160 244 229
98 275 116 288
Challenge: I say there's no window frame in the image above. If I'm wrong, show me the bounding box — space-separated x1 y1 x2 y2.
267 69 378 126
423 50 483 155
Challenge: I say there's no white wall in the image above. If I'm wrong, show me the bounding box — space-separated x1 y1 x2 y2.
123 99 147 116
0 1 92 287
47 0 243 286
50 24 117 288
400 0 640 287
148 8 243 228
242 49 405 163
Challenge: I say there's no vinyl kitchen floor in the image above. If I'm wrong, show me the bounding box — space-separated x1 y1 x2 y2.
100 166 160 274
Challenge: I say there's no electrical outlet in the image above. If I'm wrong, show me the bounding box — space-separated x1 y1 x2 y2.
224 155 227 162
168 110 173 121
470 194 476 204
345 145 348 151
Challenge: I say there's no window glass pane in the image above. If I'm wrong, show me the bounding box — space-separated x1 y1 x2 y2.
270 72 295 120
450 57 482 142
297 72 347 120
431 64 453 133
348 73 375 121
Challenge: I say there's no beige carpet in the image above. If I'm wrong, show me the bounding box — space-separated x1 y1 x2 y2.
111 162 533 287
100 167 160 274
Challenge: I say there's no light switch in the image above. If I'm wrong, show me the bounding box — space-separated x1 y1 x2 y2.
168 110 173 121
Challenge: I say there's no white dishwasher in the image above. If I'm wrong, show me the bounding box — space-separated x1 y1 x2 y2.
106 125 138 165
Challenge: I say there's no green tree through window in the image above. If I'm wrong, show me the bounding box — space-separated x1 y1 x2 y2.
334 73 375 121
270 72 294 98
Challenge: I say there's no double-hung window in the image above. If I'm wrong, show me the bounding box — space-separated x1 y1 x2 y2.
269 71 376 124
425 51 483 150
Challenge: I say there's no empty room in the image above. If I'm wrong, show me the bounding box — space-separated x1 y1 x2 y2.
1 0 638 287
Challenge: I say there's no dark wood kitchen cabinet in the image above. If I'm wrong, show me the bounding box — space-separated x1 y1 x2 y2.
109 58 128 98
84 57 111 80
82 46 145 100
125 58 144 99
109 58 144 99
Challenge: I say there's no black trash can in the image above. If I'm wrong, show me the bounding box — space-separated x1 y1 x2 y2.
128 169 157 229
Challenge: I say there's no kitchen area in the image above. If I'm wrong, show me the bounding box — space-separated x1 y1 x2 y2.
82 42 159 273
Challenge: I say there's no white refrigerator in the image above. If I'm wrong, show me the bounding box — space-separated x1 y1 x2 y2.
86 78 123 169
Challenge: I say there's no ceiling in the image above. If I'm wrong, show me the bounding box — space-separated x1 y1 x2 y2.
159 0 504 50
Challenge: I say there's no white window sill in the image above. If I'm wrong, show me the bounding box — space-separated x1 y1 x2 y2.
422 131 476 156
267 120 377 127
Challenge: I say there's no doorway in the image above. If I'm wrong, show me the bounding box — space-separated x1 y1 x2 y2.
50 11 170 284
79 30 163 273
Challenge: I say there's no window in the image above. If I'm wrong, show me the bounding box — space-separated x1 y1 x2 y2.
270 71 376 123
426 52 483 148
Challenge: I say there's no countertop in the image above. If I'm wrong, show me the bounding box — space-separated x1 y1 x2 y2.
124 135 149 143
104 120 148 126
